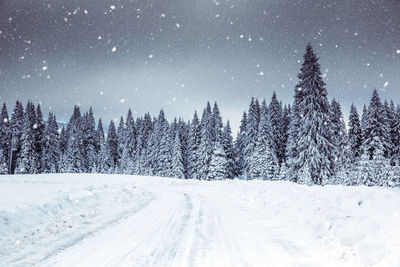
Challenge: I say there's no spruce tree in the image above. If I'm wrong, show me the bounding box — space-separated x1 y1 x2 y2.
244 98 260 179
250 101 279 180
222 121 235 179
119 109 137 174
41 113 60 173
171 132 184 178
291 44 334 185
198 103 214 179
187 111 201 179
269 92 284 164
0 103 10 173
107 120 119 171
15 102 39 174
362 90 391 160
234 112 247 178
9 101 24 174
34 104 45 172
208 141 227 180
348 104 363 162
84 108 97 173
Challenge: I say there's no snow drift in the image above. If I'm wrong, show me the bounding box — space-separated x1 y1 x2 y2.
0 174 399 266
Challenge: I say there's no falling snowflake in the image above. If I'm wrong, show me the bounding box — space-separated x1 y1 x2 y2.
175 23 181 28
383 82 389 87
148 54 154 59
120 98 125 103
110 5 116 10
397 49 400 54
42 66 48 71
111 46 117 52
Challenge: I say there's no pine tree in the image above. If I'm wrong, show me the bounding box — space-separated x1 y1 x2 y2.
208 141 227 180
392 105 400 165
281 105 291 165
362 90 391 160
83 108 97 173
269 92 284 164
9 101 24 174
119 109 137 174
171 132 184 178
155 110 171 177
34 104 45 172
250 101 279 180
222 121 235 179
0 103 10 174
244 98 260 179
291 44 334 185
187 111 201 179
330 99 350 174
234 112 247 178
41 113 60 173
107 120 119 171
60 117 84 173
0 149 7 175
198 103 214 179
348 104 363 162
15 102 39 174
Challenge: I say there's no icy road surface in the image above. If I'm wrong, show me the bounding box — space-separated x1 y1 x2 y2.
1 174 400 266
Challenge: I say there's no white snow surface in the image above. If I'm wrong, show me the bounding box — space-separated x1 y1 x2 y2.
1 174 400 266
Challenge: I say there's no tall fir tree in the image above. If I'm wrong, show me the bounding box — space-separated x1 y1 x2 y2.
290 44 334 185
0 103 10 173
107 120 119 171
171 132 185 178
198 103 214 179
16 102 39 174
250 100 279 180
348 104 363 162
244 98 260 179
222 121 235 179
268 92 284 164
187 111 201 178
41 113 60 173
9 101 24 174
234 112 247 178
208 141 227 180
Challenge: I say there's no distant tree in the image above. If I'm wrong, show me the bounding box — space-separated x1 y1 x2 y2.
234 112 247 178
187 111 201 179
0 103 10 173
171 132 185 178
222 121 235 179
41 113 60 173
269 92 284 164
198 103 214 179
107 120 119 170
244 98 260 179
348 104 363 162
208 141 227 180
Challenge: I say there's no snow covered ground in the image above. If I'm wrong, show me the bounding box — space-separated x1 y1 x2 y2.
0 174 400 266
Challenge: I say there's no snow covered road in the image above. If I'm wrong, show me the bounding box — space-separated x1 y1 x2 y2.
1 174 400 266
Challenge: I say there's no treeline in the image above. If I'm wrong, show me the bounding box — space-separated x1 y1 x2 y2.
1 44 399 186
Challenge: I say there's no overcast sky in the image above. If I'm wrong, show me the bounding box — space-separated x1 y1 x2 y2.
1 0 399 133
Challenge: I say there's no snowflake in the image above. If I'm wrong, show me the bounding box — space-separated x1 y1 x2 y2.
42 66 48 71
148 54 154 59
383 82 389 88
111 46 117 52
397 49 400 54
3 118 8 123
175 23 180 28
120 98 125 103
110 5 116 10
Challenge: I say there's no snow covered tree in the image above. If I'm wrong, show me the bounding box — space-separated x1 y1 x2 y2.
41 113 60 173
392 105 400 165
34 104 45 172
290 44 335 185
208 141 227 180
0 103 10 174
119 109 137 174
250 101 279 180
269 92 284 164
281 105 291 165
9 101 24 174
234 112 247 178
212 102 223 142
154 110 172 177
187 111 201 178
60 118 84 173
198 103 214 179
0 149 7 175
330 99 351 174
106 120 119 171
82 108 97 173
15 102 39 174
362 90 391 160
222 121 235 179
244 98 260 179
170 132 184 178
348 104 363 162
